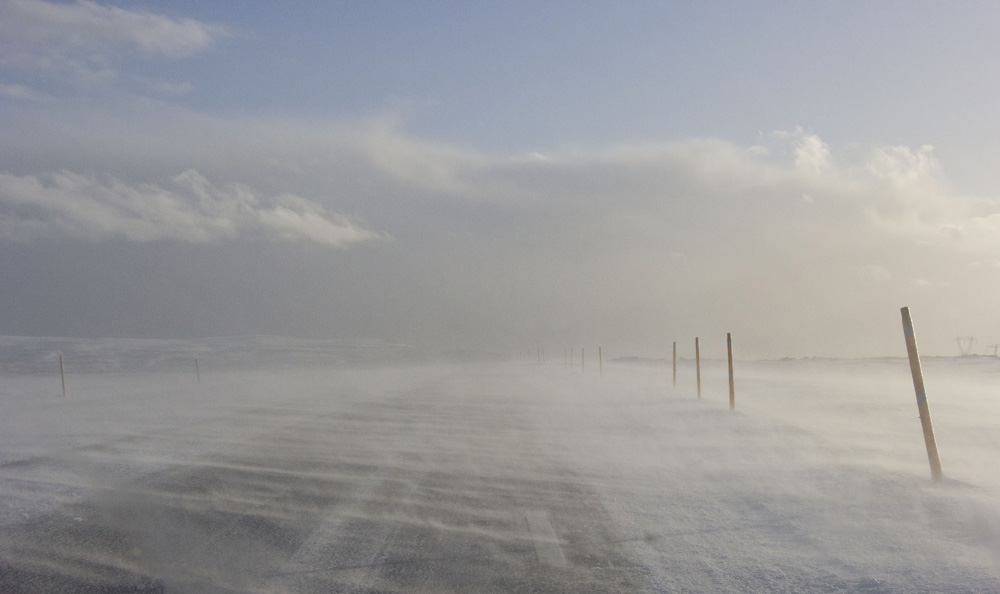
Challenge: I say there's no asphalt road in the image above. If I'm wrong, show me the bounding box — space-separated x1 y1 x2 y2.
0 365 652 593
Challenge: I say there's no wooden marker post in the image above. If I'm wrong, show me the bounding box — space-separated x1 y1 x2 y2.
900 307 943 482
727 333 735 410
695 337 701 399
59 354 66 397
672 341 677 388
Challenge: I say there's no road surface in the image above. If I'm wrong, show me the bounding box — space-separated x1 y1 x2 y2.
0 365 652 592
2 361 1000 593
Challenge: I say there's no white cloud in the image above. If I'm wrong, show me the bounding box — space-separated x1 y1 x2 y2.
0 169 383 247
842 142 990 250
793 134 833 177
0 0 226 57
865 144 943 187
7 114 994 259
487 129 999 258
355 119 482 197
0 0 227 86
771 127 833 177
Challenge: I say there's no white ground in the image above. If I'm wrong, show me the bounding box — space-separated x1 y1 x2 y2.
1 340 1000 592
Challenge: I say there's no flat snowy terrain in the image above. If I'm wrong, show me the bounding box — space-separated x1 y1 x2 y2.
2 338 1000 592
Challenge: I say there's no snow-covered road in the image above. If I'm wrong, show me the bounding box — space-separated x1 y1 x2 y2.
2 352 1000 592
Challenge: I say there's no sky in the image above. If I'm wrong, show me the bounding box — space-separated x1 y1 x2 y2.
1 0 1000 359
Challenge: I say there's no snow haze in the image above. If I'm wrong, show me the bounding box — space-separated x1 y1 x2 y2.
2 337 1000 591
3 1 1000 357
6 4 1000 586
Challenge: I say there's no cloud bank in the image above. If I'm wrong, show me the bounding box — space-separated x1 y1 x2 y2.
0 169 381 247
339 125 1000 357
2 101 998 355
0 0 227 89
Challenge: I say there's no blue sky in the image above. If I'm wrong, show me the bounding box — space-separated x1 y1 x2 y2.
2 0 1000 357
119 1 999 183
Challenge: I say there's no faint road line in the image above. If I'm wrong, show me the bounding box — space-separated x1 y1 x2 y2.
524 509 566 567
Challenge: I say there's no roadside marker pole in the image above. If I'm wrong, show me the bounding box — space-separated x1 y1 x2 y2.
599 346 603 377
672 341 677 388
195 358 201 382
695 337 701 399
727 333 735 409
900 307 943 482
59 354 66 397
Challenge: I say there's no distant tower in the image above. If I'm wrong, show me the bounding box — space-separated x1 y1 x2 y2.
954 336 976 356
